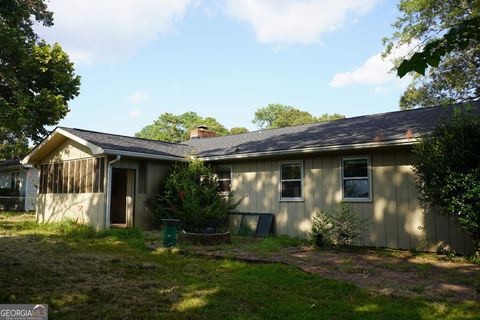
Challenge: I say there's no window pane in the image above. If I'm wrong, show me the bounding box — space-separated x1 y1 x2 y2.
281 181 302 198
53 163 59 193
68 161 75 193
281 163 301 180
58 163 64 193
47 164 54 193
344 179 369 198
343 159 368 178
62 162 68 194
217 171 231 180
99 158 105 192
218 180 231 193
80 160 87 193
74 160 80 193
86 159 93 193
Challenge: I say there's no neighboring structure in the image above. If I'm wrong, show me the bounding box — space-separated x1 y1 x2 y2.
22 102 480 253
0 159 39 211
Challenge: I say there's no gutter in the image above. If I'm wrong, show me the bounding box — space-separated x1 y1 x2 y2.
200 138 418 161
101 149 187 162
105 155 121 229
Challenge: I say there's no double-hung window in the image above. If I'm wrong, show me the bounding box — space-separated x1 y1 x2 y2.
280 161 303 201
341 157 371 201
215 165 232 194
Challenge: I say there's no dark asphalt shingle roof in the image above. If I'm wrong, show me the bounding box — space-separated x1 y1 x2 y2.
0 159 22 170
186 101 480 157
59 101 479 160
59 127 193 158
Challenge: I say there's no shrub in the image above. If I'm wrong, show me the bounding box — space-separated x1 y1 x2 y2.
311 202 362 247
147 159 240 233
413 107 480 253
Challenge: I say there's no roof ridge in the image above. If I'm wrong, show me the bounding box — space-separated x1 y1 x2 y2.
59 127 191 147
185 102 471 143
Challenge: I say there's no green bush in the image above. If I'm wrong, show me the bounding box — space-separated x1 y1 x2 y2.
311 202 362 247
413 107 480 253
147 159 240 233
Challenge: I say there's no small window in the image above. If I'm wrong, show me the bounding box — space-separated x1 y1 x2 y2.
280 161 303 201
342 157 371 201
216 165 232 193
10 172 20 194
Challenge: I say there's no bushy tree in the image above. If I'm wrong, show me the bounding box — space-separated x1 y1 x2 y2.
311 202 362 247
136 112 229 142
147 159 240 232
413 107 480 253
384 0 479 110
229 127 249 135
253 104 344 129
0 0 80 159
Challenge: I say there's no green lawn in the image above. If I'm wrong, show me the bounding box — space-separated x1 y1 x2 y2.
0 212 478 320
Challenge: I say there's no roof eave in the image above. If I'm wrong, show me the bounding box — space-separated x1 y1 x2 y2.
22 128 104 164
200 138 418 161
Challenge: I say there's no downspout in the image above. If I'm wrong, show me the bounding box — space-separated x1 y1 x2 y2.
105 155 121 229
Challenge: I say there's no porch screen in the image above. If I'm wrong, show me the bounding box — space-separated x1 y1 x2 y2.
39 157 105 194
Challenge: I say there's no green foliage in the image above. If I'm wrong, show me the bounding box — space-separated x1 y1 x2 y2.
0 0 80 159
147 159 240 232
253 104 344 129
397 16 480 78
135 112 229 142
311 202 362 247
413 108 480 252
229 127 249 135
384 0 479 109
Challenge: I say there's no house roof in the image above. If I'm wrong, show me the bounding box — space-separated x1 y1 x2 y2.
0 159 32 171
186 101 480 159
22 101 480 164
58 127 193 159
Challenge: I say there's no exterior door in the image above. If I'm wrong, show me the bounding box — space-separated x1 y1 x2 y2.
110 168 135 226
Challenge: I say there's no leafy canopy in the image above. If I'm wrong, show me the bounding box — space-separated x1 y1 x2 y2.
252 104 344 129
135 112 237 142
147 159 240 232
384 0 479 110
412 106 480 252
0 0 80 159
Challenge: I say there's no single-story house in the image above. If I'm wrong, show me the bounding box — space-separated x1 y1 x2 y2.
0 159 39 211
22 102 480 252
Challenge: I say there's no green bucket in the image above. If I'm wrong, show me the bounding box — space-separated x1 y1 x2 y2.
161 219 180 247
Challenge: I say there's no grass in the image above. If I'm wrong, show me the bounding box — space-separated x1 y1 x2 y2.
0 212 479 319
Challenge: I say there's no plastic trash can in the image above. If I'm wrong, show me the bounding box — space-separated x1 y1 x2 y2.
161 219 180 247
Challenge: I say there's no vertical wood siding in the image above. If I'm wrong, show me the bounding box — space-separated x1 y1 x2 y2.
229 148 473 253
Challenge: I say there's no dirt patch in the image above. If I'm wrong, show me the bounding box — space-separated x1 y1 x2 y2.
181 243 480 302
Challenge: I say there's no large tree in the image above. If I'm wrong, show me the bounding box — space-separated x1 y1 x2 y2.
384 0 479 110
252 104 344 129
0 0 80 159
136 112 230 142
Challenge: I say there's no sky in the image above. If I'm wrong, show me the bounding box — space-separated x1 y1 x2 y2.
37 0 412 137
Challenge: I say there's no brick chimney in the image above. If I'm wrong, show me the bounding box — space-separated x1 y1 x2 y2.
190 126 217 139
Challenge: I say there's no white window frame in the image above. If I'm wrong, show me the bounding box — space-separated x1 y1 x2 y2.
341 156 372 202
279 160 304 202
216 164 232 195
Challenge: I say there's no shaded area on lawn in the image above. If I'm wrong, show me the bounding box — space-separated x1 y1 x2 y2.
0 213 479 319
178 235 480 302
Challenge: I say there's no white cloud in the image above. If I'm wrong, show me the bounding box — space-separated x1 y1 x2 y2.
128 109 142 118
329 41 419 91
224 0 379 45
128 90 150 105
37 0 193 63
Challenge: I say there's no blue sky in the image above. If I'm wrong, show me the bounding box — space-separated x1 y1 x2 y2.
38 0 412 136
